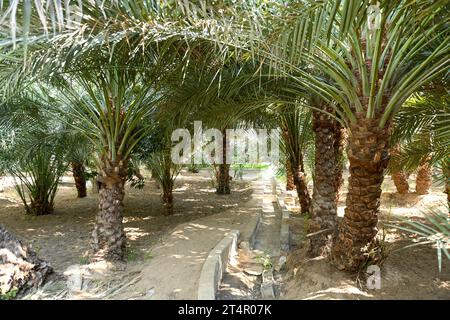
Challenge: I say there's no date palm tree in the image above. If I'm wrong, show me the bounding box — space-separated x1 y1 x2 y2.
308 98 346 256
279 103 313 214
53 65 162 260
257 0 449 269
390 90 450 198
0 0 225 260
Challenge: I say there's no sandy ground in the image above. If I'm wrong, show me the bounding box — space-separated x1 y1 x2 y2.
0 169 263 299
1 167 449 300
0 170 255 272
281 172 450 300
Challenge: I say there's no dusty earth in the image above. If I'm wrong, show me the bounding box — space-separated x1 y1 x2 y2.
0 169 260 299
1 167 449 300
282 172 450 300
0 170 252 270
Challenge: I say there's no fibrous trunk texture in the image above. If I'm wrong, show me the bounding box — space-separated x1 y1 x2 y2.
162 162 174 215
162 187 174 215
331 116 390 271
390 146 409 194
0 225 53 296
444 161 450 212
415 159 432 195
285 159 295 191
392 171 409 194
71 162 87 198
217 129 231 195
90 160 127 261
292 159 311 214
308 110 345 257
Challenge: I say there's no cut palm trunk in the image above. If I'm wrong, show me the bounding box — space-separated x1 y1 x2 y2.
308 110 344 256
71 161 87 198
415 159 432 195
90 160 127 261
331 117 390 271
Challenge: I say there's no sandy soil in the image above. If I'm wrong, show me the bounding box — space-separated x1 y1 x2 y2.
1 168 449 300
0 169 253 272
281 173 450 300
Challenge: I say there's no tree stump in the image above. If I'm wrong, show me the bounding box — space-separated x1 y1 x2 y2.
0 225 53 297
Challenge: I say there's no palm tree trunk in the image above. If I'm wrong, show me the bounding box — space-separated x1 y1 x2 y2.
217 163 231 194
285 158 295 191
390 145 409 194
162 186 174 215
162 161 174 215
28 199 54 215
331 117 390 271
291 156 311 214
71 161 87 198
444 161 450 212
90 160 127 261
415 158 432 195
308 110 344 256
334 127 346 193
217 129 231 194
392 171 409 194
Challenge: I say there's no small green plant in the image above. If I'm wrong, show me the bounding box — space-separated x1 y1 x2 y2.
10 144 67 216
358 206 395 273
387 205 450 272
125 248 139 262
143 251 154 261
255 251 273 270
32 243 42 256
79 256 90 265
0 288 19 300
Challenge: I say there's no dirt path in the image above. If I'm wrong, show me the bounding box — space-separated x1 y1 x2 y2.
112 178 262 299
0 170 256 274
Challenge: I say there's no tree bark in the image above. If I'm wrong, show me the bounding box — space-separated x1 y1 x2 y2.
216 129 231 195
285 159 295 191
392 171 409 194
444 161 450 212
308 110 344 257
415 159 432 195
390 146 409 194
71 162 87 198
162 160 174 215
162 187 174 215
331 116 390 271
291 157 311 214
90 160 127 261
